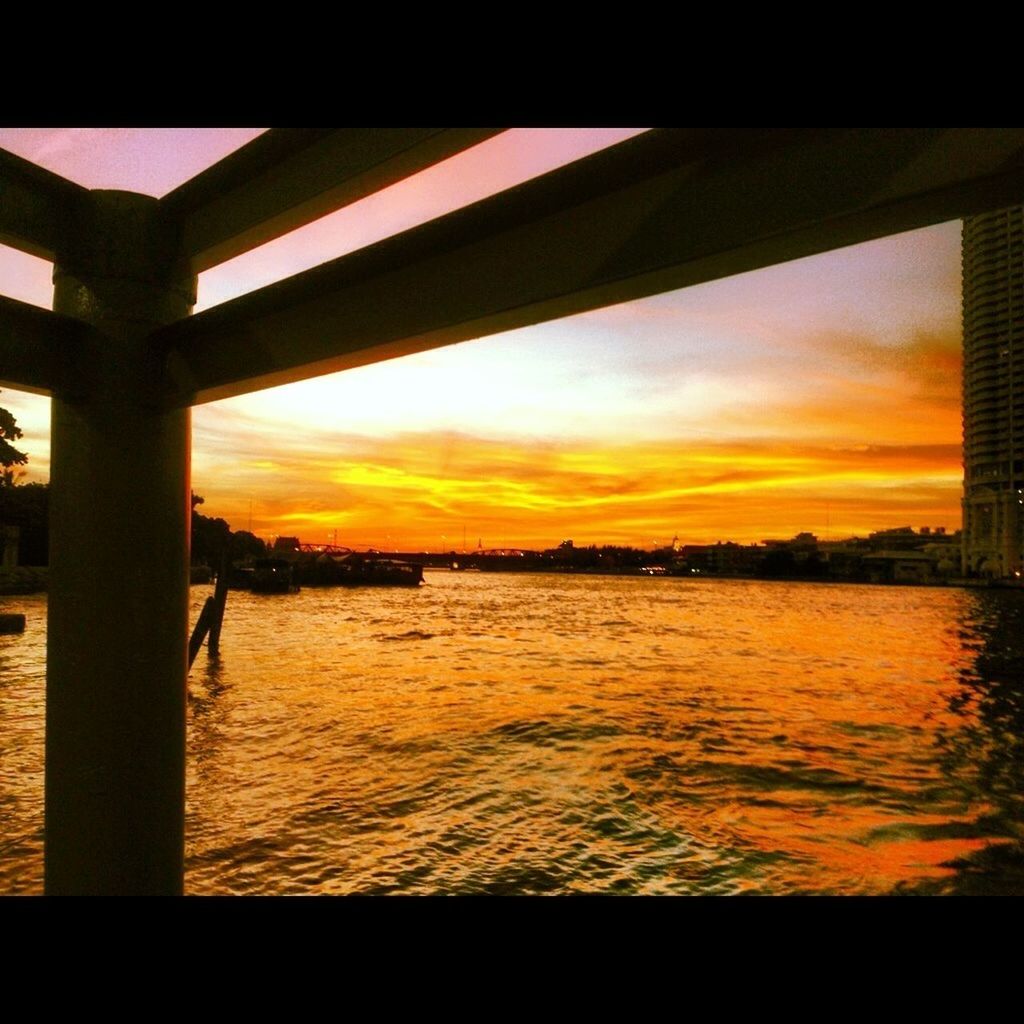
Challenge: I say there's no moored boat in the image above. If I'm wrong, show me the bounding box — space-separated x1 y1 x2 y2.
295 551 423 587
250 558 299 594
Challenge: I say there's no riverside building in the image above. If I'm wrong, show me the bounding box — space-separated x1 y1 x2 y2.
961 206 1024 577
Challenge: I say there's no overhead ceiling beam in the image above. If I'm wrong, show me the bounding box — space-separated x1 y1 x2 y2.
0 295 99 397
162 127 504 274
153 127 1024 408
0 147 87 261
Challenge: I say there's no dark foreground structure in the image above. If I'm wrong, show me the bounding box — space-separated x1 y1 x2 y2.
2 128 1024 894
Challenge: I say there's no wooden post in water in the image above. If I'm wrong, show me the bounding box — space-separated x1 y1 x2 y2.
208 548 230 656
188 597 216 669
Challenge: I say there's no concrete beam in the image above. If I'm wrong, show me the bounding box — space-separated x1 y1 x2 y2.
0 146 86 260
162 128 503 273
154 127 1024 407
0 294 99 397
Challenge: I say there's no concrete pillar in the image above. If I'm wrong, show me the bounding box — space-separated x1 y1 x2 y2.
45 192 196 895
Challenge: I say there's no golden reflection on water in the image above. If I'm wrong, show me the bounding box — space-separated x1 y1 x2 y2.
2 576 1023 894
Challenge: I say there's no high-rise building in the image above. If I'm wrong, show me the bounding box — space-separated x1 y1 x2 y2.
961 206 1024 578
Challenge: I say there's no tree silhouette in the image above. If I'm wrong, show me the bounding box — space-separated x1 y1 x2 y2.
0 392 28 487
190 491 266 565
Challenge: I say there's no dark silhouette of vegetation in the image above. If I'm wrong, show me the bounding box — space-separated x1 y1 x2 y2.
0 396 45 568
549 543 671 571
0 394 28 488
191 492 266 566
230 529 267 561
1 485 265 570
0 481 48 565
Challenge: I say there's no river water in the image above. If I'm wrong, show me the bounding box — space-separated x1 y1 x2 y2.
2 573 1023 895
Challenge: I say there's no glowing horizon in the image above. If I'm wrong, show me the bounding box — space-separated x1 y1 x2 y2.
0 129 965 550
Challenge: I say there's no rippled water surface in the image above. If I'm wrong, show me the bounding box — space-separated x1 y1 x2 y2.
3 574 1024 894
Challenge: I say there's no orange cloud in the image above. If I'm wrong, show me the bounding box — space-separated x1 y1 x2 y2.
191 426 963 550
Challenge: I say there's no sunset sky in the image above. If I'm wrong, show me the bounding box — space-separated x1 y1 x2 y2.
0 128 964 550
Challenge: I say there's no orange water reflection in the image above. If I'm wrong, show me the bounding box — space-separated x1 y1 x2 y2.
3 577 1023 894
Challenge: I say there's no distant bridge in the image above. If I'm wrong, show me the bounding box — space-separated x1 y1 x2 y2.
290 543 354 556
